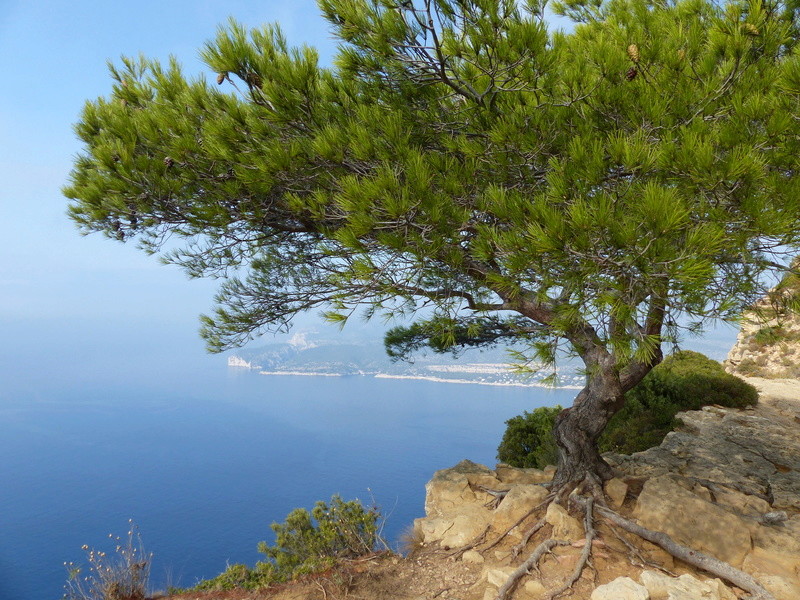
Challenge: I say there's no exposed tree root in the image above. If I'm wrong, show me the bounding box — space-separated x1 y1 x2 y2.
510 519 546 559
481 495 554 556
476 485 510 509
495 538 570 600
446 525 490 559
607 522 675 576
544 497 596 599
593 503 776 600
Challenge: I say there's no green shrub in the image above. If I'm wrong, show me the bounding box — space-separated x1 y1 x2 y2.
196 495 380 591
497 351 758 465
497 406 562 469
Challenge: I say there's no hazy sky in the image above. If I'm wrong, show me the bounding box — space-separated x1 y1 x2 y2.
0 1 340 343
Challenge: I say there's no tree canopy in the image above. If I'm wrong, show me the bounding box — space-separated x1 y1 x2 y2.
65 0 800 484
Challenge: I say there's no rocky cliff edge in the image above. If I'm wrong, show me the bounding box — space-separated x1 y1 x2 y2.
409 378 800 600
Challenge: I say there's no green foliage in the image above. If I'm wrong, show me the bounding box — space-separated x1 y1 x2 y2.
601 351 758 453
752 325 786 346
497 406 562 469
498 352 759 464
196 495 380 591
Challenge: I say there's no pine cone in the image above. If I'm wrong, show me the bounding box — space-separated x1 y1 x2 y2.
626 67 638 81
627 44 640 63
216 72 226 85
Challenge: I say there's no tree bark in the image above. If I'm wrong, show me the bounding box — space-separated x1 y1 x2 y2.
550 370 625 489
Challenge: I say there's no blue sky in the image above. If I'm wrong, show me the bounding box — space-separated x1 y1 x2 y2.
0 1 339 336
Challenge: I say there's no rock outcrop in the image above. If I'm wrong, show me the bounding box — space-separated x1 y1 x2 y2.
725 269 800 379
413 382 800 600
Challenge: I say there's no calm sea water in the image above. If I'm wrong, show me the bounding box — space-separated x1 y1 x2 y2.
0 315 736 600
0 317 577 600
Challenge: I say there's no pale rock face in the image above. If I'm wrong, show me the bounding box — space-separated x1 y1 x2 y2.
485 565 517 588
491 485 549 532
544 502 584 543
742 518 800 600
461 549 484 564
639 570 735 600
604 477 628 509
424 459 492 517
606 404 800 510
414 504 491 548
523 579 547 597
590 577 650 600
633 475 752 567
495 464 553 484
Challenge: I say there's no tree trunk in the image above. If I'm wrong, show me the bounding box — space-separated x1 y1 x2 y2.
550 375 625 489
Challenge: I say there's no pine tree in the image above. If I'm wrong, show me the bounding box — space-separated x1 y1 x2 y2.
65 0 800 488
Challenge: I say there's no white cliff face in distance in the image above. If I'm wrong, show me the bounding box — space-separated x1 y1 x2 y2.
227 355 261 369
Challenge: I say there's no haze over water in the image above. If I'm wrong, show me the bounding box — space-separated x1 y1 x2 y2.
0 315 587 600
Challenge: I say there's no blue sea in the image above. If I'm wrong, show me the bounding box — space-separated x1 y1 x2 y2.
0 316 587 600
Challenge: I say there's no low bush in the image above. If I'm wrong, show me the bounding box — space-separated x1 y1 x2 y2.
496 406 562 469
196 495 381 591
497 351 758 466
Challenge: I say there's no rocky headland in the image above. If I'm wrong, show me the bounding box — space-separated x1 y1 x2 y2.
408 376 800 600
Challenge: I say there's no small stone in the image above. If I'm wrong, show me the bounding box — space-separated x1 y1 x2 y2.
462 550 484 564
590 577 649 600
761 511 788 525
524 579 547 597
494 549 512 562
486 566 516 588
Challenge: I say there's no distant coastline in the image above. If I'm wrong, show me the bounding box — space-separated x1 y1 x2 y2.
249 369 583 390
258 370 342 377
374 373 583 390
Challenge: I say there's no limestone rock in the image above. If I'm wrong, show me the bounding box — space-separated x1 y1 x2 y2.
633 475 752 567
742 519 800 599
724 274 800 379
523 580 546 597
462 549 484 564
590 577 649 600
425 459 492 517
606 401 800 511
604 477 628 509
485 566 516 588
744 573 800 600
544 502 584 542
415 503 492 548
495 464 553 484
639 569 735 600
492 485 549 532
